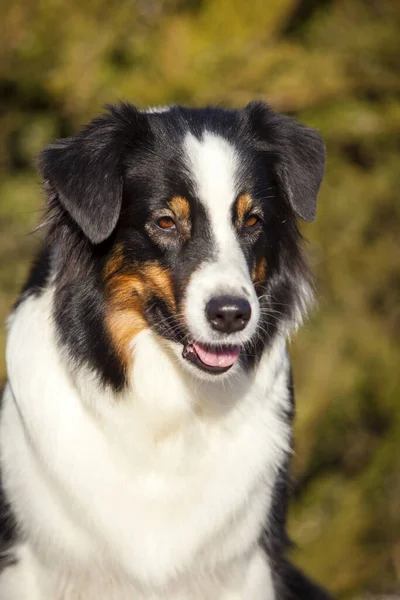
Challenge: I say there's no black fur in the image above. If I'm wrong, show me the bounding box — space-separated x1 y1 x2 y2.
13 244 53 310
0 476 18 573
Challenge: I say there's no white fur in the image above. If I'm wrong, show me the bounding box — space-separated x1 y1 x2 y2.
183 132 260 348
0 287 291 599
145 105 171 114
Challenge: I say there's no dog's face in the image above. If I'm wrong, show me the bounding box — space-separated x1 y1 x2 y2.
40 103 325 388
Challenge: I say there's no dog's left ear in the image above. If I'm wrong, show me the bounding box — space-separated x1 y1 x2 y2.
244 101 326 222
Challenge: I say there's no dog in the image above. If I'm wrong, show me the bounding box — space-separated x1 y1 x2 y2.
0 101 330 599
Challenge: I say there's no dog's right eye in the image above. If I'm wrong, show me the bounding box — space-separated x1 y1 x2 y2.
156 216 176 230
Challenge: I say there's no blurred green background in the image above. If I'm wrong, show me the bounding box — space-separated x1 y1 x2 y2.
0 0 399 597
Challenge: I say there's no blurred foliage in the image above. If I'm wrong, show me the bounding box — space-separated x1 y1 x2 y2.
0 0 399 597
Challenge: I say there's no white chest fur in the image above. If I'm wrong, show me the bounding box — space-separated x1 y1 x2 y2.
0 290 291 599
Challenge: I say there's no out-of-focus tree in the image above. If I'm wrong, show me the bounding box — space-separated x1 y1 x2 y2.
0 1 399 597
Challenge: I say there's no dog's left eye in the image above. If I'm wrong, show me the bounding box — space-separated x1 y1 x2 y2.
156 216 176 230
245 214 259 228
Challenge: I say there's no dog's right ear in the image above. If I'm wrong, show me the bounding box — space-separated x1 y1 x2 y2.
39 105 148 244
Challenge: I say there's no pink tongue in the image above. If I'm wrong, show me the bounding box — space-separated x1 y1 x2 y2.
192 343 241 368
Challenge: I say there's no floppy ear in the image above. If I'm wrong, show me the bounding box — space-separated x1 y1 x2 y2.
39 111 127 244
244 101 326 222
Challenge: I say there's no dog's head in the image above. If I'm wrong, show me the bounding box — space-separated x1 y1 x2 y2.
39 102 325 388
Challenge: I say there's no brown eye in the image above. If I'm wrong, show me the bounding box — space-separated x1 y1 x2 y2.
245 214 259 228
157 216 176 230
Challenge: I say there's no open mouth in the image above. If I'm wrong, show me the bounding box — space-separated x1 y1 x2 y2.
182 341 241 374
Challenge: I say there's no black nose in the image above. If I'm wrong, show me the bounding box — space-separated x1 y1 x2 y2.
206 296 251 334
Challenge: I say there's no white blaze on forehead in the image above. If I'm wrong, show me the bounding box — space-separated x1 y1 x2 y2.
183 131 240 251
182 131 260 347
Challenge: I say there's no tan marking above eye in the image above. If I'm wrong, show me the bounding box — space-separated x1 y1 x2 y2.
169 196 190 221
167 196 191 239
236 193 253 223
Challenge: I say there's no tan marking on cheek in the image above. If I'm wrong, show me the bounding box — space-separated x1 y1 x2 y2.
106 274 146 309
169 196 191 239
105 272 147 372
143 264 176 311
252 256 267 284
236 193 253 226
107 309 146 369
104 262 176 374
